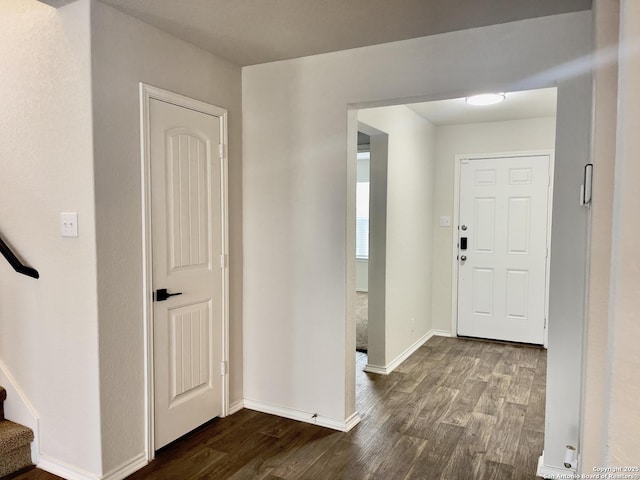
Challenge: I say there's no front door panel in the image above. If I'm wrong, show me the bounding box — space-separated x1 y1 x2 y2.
457 155 550 345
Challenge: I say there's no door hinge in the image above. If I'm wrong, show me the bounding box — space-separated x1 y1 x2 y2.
218 143 224 159
544 318 547 329
220 254 227 268
220 361 228 375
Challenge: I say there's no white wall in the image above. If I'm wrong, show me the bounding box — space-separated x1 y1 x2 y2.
358 106 436 367
605 0 640 465
242 11 592 467
0 0 102 474
431 116 557 332
90 2 243 473
580 0 619 470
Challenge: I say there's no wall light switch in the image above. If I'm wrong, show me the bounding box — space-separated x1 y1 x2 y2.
60 212 78 237
439 216 451 227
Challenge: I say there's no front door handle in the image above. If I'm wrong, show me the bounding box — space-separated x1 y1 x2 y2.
460 255 467 261
155 288 183 302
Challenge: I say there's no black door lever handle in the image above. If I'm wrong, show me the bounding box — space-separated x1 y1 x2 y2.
155 288 183 302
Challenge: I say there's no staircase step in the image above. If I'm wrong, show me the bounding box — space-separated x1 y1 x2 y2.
0 386 6 421
0 420 34 477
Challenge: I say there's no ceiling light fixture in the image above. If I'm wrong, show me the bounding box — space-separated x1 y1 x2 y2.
465 93 506 106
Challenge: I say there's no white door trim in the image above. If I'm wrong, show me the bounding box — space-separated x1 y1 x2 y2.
450 150 555 347
139 83 229 460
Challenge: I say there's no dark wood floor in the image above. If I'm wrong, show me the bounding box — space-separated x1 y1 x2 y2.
14 336 546 480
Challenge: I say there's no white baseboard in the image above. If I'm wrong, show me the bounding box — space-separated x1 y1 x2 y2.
343 412 361 431
244 399 361 432
364 329 444 375
431 329 453 337
38 455 101 480
0 359 40 464
228 399 244 415
39 452 147 480
537 452 577 479
362 364 389 375
37 453 149 480
102 453 147 480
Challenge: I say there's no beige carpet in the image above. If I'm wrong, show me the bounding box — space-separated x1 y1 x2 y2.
0 386 34 477
0 420 33 477
355 292 368 352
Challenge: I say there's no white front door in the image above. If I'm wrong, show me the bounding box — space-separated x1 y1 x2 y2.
457 155 551 345
150 97 224 449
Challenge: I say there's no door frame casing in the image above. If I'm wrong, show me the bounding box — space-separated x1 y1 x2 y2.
450 150 555 348
139 83 230 460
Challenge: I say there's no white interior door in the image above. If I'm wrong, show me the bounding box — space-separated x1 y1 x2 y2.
457 155 550 344
150 98 223 449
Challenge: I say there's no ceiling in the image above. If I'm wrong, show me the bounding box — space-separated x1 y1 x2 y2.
407 87 558 126
98 0 591 66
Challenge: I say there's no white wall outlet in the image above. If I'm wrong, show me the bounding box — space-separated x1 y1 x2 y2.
439 216 451 227
60 212 78 237
410 317 415 332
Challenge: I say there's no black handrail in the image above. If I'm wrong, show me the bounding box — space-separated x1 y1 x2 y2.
0 233 39 279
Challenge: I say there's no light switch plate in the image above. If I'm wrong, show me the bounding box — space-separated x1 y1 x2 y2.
439 216 451 227
60 212 78 237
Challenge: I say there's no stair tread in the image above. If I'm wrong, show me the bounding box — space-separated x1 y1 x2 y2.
0 419 34 453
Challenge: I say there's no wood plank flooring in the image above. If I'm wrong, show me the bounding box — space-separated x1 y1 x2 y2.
13 336 546 480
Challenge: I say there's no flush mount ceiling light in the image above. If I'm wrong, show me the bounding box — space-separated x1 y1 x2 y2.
465 93 506 106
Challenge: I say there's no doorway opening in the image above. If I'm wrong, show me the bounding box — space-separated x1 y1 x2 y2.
355 132 370 354
351 87 557 428
353 122 388 374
